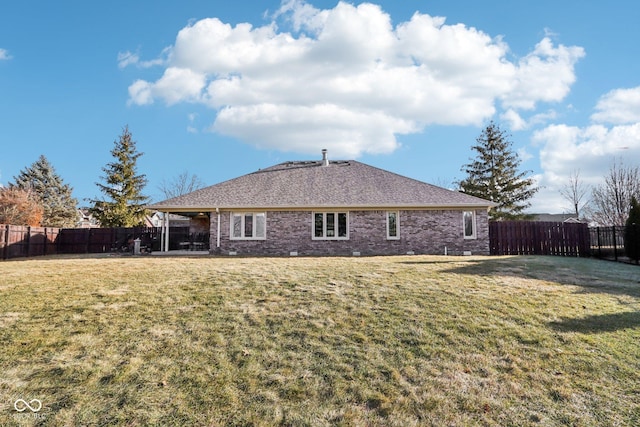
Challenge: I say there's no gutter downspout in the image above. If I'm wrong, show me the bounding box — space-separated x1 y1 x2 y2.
216 208 221 249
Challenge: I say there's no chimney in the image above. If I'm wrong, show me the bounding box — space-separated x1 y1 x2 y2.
321 149 329 166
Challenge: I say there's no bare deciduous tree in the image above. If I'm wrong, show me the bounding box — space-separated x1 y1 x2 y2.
158 171 205 200
589 159 640 226
559 169 589 219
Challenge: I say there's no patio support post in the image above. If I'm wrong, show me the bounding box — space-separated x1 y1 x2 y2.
164 212 170 252
160 212 165 252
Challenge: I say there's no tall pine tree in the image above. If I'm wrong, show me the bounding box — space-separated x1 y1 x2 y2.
624 196 640 264
90 126 149 227
458 121 538 220
11 155 78 227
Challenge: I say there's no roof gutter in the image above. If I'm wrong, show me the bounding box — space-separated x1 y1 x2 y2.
149 203 495 212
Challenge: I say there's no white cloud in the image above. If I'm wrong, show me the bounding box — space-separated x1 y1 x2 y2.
591 86 640 125
501 109 527 130
501 38 585 110
535 123 640 175
187 113 198 133
126 0 584 157
153 67 207 105
117 49 168 69
530 121 640 212
127 80 154 105
117 51 140 69
213 103 414 156
517 147 534 162
501 108 557 131
128 68 207 105
274 0 322 32
0 48 11 60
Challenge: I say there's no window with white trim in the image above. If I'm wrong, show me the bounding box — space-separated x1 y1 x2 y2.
463 211 476 239
313 212 348 239
231 212 266 240
387 211 399 239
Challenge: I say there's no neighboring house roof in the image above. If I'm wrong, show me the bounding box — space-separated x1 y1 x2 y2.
531 213 583 223
146 212 192 227
149 159 494 211
76 207 100 228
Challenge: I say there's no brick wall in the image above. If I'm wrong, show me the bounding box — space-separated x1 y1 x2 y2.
209 209 490 256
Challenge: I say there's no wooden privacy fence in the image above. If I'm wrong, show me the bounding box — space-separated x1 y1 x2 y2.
489 221 591 257
2 221 594 259
1 224 60 259
1 224 199 259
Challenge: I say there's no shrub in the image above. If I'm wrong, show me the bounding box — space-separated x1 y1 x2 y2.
624 196 640 264
0 186 44 226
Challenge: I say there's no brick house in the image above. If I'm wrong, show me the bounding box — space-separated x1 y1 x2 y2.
149 151 495 256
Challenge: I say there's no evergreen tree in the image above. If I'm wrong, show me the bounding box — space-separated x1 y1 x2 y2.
90 126 149 227
624 196 640 264
458 121 539 220
11 155 78 227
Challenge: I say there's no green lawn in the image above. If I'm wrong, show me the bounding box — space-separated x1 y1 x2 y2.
1 255 639 426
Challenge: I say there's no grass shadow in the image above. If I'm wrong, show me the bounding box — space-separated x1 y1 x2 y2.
398 256 528 274
398 256 640 299
550 311 640 334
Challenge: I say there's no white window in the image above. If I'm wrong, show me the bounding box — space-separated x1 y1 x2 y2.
463 211 476 239
231 213 266 240
313 212 348 240
387 211 400 239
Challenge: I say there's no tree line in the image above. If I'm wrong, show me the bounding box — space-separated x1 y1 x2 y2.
0 126 204 228
457 121 639 263
458 121 640 227
1 122 638 234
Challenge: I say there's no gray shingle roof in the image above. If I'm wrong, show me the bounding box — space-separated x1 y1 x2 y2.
149 160 494 210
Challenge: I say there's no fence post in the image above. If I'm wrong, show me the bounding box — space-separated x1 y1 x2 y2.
581 223 591 257
43 227 47 256
2 225 8 260
612 226 618 261
25 226 31 257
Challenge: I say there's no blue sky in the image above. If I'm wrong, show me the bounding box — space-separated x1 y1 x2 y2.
1 1 639 213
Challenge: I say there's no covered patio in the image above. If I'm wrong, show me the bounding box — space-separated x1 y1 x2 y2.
155 210 213 253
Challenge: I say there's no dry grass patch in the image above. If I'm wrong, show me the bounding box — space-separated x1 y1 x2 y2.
0 255 639 426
